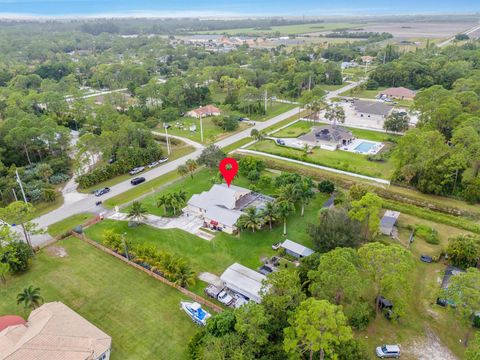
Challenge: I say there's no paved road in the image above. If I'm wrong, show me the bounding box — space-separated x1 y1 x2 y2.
437 23 480 47
32 106 300 238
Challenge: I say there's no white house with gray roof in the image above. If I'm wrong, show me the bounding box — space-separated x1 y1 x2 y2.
185 184 272 234
280 239 315 258
351 100 394 128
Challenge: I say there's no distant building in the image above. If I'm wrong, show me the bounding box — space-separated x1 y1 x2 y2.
361 55 375 63
0 302 112 360
378 87 416 100
341 61 358 69
186 104 222 119
298 124 355 151
185 184 272 234
187 35 226 44
220 263 266 303
380 210 400 236
352 100 394 127
280 239 314 258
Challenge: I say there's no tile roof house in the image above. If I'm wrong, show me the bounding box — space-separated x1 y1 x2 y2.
185 184 272 234
0 302 112 360
220 263 267 303
186 105 222 118
378 87 416 100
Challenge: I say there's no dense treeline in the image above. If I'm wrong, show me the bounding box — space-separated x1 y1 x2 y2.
379 42 480 202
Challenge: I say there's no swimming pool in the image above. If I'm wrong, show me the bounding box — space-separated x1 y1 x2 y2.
354 141 377 154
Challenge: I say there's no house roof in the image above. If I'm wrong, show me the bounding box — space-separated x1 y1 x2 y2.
281 239 314 257
353 100 394 116
380 87 416 98
380 210 400 234
299 125 354 145
220 263 266 302
0 317 26 333
187 184 251 227
0 302 111 360
189 105 221 116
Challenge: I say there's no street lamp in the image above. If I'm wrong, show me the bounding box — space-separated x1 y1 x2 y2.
163 122 171 155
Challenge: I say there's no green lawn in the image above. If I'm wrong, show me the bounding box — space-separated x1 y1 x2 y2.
249 139 396 179
0 237 196 359
245 102 297 121
47 213 95 236
165 116 251 144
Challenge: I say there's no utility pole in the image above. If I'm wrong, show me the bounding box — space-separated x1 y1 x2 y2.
199 114 204 143
164 123 171 155
15 169 28 203
122 233 130 261
12 189 18 201
308 75 312 91
264 90 268 113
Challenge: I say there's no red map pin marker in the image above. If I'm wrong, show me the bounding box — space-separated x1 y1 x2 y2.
219 158 239 187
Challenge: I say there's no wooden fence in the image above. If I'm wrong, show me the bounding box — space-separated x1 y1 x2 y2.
70 232 223 313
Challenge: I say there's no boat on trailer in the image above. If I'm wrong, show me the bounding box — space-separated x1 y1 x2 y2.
180 301 211 326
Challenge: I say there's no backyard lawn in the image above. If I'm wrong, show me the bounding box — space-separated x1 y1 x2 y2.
0 237 197 359
249 139 396 179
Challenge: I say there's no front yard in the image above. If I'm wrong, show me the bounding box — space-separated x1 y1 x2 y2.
0 237 196 360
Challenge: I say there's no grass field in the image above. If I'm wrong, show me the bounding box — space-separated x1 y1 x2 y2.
47 213 95 236
194 22 367 35
0 237 196 359
249 139 396 179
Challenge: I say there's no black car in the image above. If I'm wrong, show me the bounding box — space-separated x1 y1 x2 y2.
130 177 146 185
420 255 433 263
94 187 110 197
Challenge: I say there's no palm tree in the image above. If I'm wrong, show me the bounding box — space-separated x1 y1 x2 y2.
236 207 262 233
276 199 295 236
172 259 196 288
262 201 279 230
185 159 198 179
17 286 43 309
177 164 188 178
295 179 316 217
128 201 147 226
325 105 346 127
156 194 168 215
277 183 300 205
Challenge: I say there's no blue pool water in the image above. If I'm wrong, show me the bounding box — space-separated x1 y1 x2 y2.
354 141 376 153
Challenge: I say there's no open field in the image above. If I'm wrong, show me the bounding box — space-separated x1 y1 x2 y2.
249 139 396 179
194 22 368 35
0 237 196 359
47 213 95 236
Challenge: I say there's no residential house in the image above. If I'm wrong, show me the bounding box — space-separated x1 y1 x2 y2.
186 105 222 119
380 210 401 236
352 100 394 128
280 239 314 258
220 263 267 303
378 87 416 100
0 302 112 360
185 184 272 234
298 124 355 151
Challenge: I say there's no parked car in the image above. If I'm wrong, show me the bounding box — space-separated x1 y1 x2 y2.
276 139 285 146
205 285 222 299
436 297 448 307
129 166 145 175
376 344 401 358
94 187 110 197
233 296 248 308
259 265 273 275
130 177 146 186
217 290 234 306
158 157 169 163
420 255 433 263
271 242 282 250
147 161 159 168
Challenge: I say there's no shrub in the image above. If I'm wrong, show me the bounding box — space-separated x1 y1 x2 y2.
49 173 70 184
415 224 440 245
1 241 33 273
247 169 260 181
318 180 335 194
346 302 373 330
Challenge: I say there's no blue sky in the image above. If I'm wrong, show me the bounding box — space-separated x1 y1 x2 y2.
0 0 479 17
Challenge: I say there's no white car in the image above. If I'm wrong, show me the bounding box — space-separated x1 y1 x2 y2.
147 161 159 168
217 290 234 305
158 157 169 164
376 345 400 358
129 166 145 175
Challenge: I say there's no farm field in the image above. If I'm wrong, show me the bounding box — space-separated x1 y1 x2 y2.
194 22 369 35
0 236 197 360
249 139 396 179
